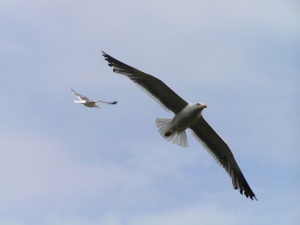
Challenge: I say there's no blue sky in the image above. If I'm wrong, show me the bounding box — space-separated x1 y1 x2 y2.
1 0 299 224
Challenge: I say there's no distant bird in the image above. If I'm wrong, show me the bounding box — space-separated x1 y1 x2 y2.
102 51 257 200
71 88 117 108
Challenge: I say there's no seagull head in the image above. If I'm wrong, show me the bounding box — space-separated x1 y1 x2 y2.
196 102 207 109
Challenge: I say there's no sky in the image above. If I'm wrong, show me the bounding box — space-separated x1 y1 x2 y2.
1 0 299 224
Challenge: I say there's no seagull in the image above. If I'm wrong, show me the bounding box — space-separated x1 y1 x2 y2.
71 88 117 108
102 51 257 200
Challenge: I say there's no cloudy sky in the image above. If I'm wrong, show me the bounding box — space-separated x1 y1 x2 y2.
1 0 299 224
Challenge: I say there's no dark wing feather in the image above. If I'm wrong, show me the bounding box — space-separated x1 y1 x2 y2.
97 100 118 105
190 117 257 200
71 88 90 101
102 51 188 114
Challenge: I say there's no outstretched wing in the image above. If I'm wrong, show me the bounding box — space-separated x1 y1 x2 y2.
190 117 257 200
71 88 90 101
102 51 188 114
97 100 118 105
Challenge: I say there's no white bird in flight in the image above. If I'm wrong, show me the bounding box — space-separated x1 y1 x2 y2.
102 51 257 200
71 88 117 108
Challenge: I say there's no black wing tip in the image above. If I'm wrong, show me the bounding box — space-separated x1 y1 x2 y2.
236 187 257 201
102 51 110 61
245 194 258 201
233 183 257 200
102 51 113 61
246 192 258 201
101 51 116 68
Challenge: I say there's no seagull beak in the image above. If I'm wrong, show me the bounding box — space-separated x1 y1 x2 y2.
200 104 207 109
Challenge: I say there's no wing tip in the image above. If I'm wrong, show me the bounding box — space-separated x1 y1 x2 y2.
237 187 258 201
101 51 116 69
232 175 258 201
102 51 111 61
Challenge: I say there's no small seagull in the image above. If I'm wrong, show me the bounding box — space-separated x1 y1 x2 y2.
102 51 257 200
71 88 117 108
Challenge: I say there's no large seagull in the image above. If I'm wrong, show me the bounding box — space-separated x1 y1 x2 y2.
102 51 257 200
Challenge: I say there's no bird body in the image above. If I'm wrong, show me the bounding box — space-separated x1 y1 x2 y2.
77 100 99 108
156 103 207 147
171 103 207 132
102 51 257 200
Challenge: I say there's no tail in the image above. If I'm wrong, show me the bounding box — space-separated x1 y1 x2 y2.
155 118 188 147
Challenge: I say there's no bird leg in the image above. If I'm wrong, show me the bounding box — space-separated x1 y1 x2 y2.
164 131 173 137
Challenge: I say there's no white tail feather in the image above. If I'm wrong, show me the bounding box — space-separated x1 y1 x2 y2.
155 118 188 147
